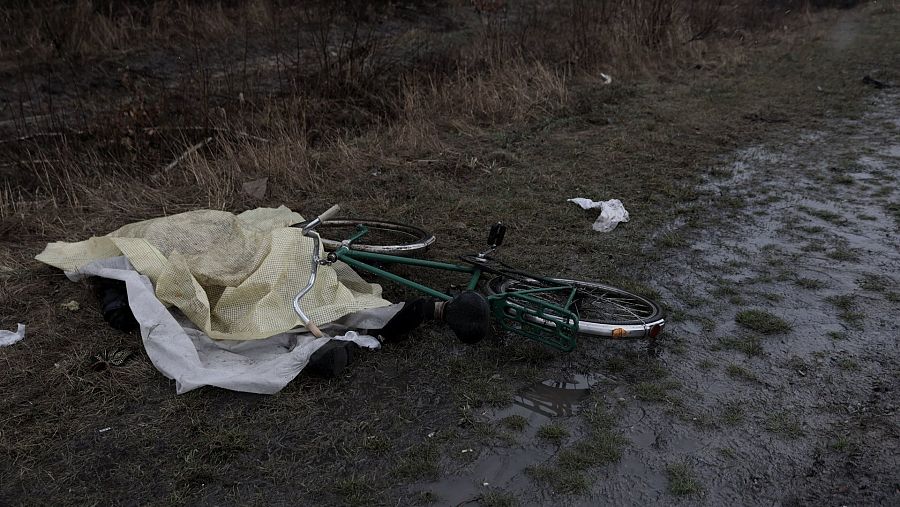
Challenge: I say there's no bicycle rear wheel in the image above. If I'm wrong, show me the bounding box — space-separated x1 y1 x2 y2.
485 276 665 339
316 219 435 255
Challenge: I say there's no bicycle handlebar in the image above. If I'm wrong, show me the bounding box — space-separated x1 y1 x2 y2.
318 204 341 222
293 204 341 338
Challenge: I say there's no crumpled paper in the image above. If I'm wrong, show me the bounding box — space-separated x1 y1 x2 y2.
568 198 630 232
0 323 26 347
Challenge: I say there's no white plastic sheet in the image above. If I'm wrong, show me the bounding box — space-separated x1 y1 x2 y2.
568 198 630 232
67 257 400 394
0 323 25 347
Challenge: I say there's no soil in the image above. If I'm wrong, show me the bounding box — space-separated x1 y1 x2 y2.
411 90 900 506
2 3 898 506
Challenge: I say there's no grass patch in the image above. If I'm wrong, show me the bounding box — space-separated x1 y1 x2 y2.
334 476 380 505
537 424 570 444
526 466 588 495
557 430 626 472
827 246 861 262
715 335 764 357
726 364 758 382
836 358 860 371
480 491 517 507
719 402 744 426
391 443 440 481
857 274 890 292
735 309 791 334
830 436 853 453
659 231 688 248
500 415 527 432
826 294 865 324
634 380 682 402
698 359 717 371
826 331 845 341
799 206 845 224
794 277 825 290
666 462 703 496
765 412 804 438
831 174 855 185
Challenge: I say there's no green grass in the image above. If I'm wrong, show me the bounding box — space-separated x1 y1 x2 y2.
526 466 588 494
826 294 865 324
716 335 764 357
556 430 626 471
735 309 791 334
537 424 570 444
391 443 440 481
765 412 804 438
666 462 703 496
831 174 855 185
827 246 861 262
827 331 846 341
837 358 860 371
500 415 528 432
634 380 681 402
794 277 825 290
334 476 380 505
799 206 845 224
481 491 518 507
698 359 717 371
720 402 744 426
660 231 689 248
857 274 889 292
830 436 853 453
726 364 758 382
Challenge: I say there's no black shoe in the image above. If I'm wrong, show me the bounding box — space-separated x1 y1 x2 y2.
306 340 360 377
92 277 138 332
442 291 490 344
374 298 435 343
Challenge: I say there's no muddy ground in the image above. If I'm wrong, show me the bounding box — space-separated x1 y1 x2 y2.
1 3 898 506
416 88 900 507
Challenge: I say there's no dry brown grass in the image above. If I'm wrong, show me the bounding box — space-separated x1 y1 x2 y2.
1 1 895 504
3 0 858 227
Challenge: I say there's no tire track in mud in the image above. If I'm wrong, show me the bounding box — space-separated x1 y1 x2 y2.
410 92 899 506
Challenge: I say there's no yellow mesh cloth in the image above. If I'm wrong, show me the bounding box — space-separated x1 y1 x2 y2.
35 206 390 340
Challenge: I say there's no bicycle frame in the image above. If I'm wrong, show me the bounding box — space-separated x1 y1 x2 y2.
327 225 581 351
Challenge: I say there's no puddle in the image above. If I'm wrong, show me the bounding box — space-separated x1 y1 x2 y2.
493 374 600 421
414 374 600 505
413 92 900 506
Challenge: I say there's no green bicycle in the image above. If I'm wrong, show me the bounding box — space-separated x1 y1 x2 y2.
293 205 665 352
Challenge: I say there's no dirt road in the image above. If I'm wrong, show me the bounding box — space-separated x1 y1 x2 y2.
415 90 900 506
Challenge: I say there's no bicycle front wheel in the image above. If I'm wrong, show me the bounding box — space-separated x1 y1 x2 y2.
316 219 435 255
485 276 665 339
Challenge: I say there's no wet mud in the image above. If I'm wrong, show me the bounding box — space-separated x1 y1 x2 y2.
412 92 900 505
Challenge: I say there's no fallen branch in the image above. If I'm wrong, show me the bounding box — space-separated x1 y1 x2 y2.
0 130 84 145
144 126 270 143
151 137 213 181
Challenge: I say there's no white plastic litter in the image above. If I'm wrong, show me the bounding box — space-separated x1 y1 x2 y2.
568 198 630 232
67 257 401 394
0 323 26 347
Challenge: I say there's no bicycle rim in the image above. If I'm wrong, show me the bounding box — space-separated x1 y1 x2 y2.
316 219 435 255
487 276 664 337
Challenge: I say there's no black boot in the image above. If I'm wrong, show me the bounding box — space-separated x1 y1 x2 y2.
306 340 360 377
441 291 490 344
92 277 138 332
373 298 436 343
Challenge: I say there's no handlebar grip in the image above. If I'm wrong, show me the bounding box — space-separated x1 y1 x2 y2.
318 204 341 222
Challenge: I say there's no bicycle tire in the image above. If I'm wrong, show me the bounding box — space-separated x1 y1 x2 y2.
485 276 665 339
315 218 435 255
